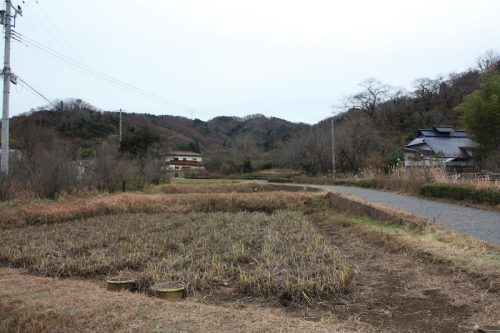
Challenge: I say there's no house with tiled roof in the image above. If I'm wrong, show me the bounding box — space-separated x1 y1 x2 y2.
164 150 205 174
403 126 479 169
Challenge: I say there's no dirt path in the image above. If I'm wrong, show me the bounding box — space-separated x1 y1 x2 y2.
312 213 498 333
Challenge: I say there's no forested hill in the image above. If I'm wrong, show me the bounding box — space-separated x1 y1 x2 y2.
8 104 308 168
280 56 500 174
7 53 500 173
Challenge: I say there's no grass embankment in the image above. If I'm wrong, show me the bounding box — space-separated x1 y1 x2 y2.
318 191 500 280
323 211 500 280
159 182 310 194
180 168 301 183
0 191 320 227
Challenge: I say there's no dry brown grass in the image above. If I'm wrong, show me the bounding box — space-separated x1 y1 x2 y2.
389 166 500 191
0 211 351 303
0 191 321 227
0 268 363 333
328 211 500 282
455 177 500 190
324 191 428 227
294 167 500 194
160 182 302 194
319 190 500 282
1 179 499 332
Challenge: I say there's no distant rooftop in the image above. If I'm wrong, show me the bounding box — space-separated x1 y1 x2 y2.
405 126 479 158
417 126 467 138
168 150 203 157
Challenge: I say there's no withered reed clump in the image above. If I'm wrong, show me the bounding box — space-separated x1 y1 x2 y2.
0 211 350 303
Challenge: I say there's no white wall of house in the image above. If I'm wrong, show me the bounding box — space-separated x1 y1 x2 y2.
404 152 472 168
404 156 447 167
166 155 203 162
164 153 205 172
166 164 205 171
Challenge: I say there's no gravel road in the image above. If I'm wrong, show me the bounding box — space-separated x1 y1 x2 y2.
308 185 500 245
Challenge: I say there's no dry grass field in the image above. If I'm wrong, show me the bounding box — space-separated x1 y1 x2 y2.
0 180 499 332
0 188 318 227
0 211 350 302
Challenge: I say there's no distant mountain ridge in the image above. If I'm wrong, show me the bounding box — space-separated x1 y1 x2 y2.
8 107 309 165
6 56 499 172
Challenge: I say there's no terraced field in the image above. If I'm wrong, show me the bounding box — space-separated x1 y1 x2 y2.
0 181 498 332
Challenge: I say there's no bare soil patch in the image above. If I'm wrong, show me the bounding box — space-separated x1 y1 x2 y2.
0 268 350 333
312 213 499 333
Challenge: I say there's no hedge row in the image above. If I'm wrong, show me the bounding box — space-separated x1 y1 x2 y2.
419 183 500 205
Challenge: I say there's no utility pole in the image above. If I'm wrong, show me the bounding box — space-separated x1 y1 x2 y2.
0 0 20 175
1 0 12 175
119 108 122 143
331 118 335 174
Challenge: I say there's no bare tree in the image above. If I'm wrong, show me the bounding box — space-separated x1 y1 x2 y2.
279 124 331 175
336 119 371 172
342 78 392 117
376 87 408 123
412 77 442 112
476 49 500 74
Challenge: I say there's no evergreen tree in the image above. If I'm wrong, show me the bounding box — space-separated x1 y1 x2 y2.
456 70 500 151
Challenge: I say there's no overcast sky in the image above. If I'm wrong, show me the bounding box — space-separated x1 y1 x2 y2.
8 0 500 123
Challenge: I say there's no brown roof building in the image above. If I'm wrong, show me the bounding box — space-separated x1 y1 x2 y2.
165 151 205 172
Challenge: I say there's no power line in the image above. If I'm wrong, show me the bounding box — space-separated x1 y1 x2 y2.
10 20 84 98
19 6 116 106
34 1 81 59
13 31 212 118
15 75 59 109
15 34 112 106
24 2 119 106
23 42 84 98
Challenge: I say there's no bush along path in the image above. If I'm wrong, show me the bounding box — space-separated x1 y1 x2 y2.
298 184 500 245
420 183 500 205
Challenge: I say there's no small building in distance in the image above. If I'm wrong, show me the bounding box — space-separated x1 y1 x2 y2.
403 126 479 169
164 150 205 175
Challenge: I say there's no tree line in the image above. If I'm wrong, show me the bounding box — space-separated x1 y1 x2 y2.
278 50 500 174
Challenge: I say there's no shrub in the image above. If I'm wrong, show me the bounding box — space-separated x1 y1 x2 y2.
420 183 500 205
